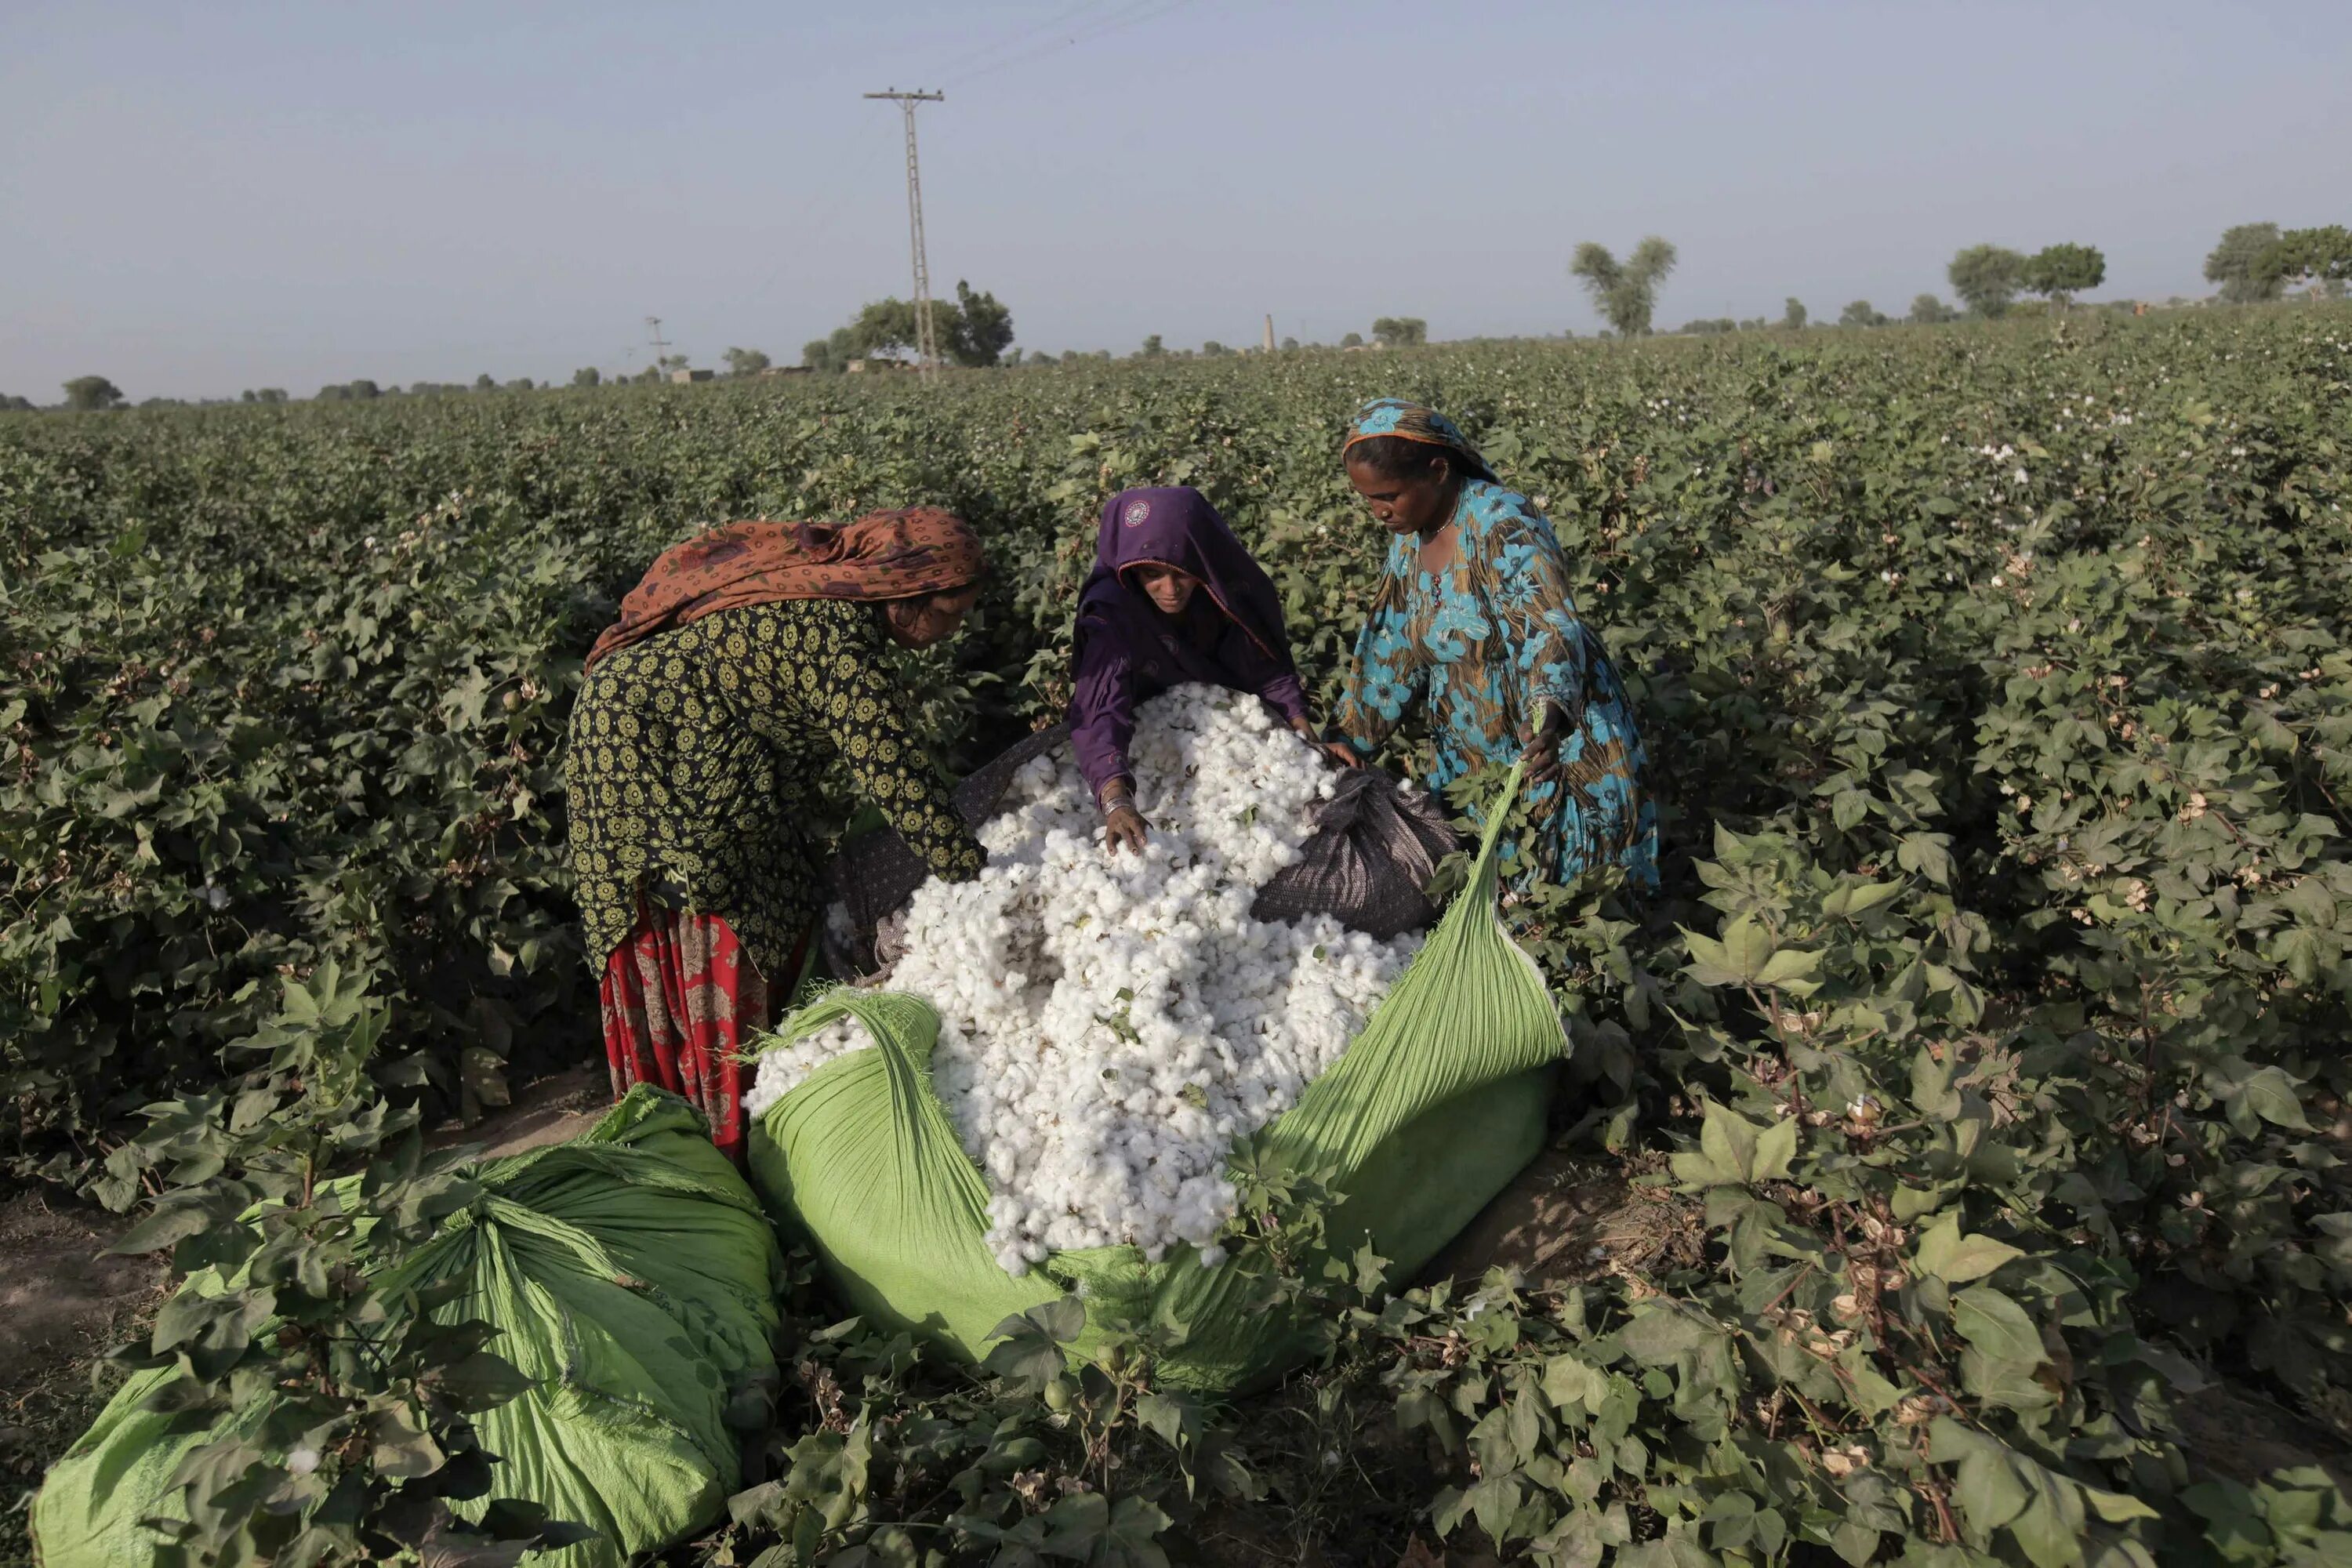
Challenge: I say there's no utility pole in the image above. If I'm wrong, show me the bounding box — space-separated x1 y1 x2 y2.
1263 314 1276 354
865 89 945 376
645 316 671 370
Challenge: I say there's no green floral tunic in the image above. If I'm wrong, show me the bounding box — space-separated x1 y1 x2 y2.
566 597 984 980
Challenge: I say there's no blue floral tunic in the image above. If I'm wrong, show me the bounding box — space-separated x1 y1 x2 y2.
1333 480 1657 891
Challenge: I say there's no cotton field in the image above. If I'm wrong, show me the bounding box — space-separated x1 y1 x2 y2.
746 684 1423 1273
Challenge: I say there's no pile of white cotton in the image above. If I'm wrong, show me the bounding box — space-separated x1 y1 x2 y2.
744 684 1424 1276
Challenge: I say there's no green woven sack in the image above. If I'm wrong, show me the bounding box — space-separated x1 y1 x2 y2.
33 1087 784 1568
747 767 1564 1392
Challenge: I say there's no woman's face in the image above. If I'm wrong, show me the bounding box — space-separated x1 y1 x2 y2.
1129 564 1200 616
1346 451 1457 536
883 584 983 648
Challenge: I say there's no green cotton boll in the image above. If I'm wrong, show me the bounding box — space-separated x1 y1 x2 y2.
33 1089 785 1568
747 763 1568 1395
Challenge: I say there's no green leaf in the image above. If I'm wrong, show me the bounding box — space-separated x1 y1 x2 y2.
1135 1390 1197 1448
1541 1353 1610 1413
1683 915 1776 986
1915 1213 2025 1284
1954 1286 2045 1370
1755 948 1820 989
1896 832 1955 887
1616 1307 1722 1366
1751 1115 1798 1182
108 1206 213 1256
1698 1100 1761 1184
2237 1065 2314 1131
1930 1417 2030 1533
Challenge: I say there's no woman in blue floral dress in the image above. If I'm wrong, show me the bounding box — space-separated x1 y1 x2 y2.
1330 398 1657 892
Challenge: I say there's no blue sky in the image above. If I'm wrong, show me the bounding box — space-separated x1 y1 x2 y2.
4 0 2345 400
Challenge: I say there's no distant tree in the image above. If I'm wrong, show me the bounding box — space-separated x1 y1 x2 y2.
316 384 350 401
62 375 125 411
0 394 34 412
1060 350 1083 365
1280 336 1299 351
1138 334 1165 358
1339 332 1364 348
505 378 534 392
347 379 381 399
656 354 691 374
1908 294 1957 325
2023 243 2106 308
636 366 663 384
1370 316 1428 346
572 367 601 387
820 284 1016 368
241 389 258 403
2205 223 2285 304
1570 238 1678 336
1201 340 1230 358
946 281 1015 366
1738 318 1767 331
1838 299 1888 328
2268 226 2352 299
1948 245 2029 316
1782 298 1808 329
474 373 497 392
722 347 771 377
1680 318 1737 335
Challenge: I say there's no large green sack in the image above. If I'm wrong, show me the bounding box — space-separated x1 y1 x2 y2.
33 1087 784 1568
747 767 1563 1393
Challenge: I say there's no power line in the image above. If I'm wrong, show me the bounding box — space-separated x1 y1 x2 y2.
923 0 1118 85
938 0 1194 88
865 89 946 376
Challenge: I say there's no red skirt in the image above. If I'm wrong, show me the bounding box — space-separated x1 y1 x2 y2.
598 896 806 1161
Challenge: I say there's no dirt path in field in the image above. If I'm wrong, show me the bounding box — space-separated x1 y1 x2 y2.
425 1062 610 1160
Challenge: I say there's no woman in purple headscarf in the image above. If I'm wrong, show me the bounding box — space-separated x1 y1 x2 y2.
1070 486 1348 853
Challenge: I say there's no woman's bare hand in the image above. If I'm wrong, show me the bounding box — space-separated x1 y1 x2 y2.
1104 802 1151 855
1521 703 1570 792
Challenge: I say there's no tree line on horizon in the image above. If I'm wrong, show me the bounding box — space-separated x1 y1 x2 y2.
10 223 2345 413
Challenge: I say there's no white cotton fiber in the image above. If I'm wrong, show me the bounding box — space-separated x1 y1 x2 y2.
744 685 1421 1275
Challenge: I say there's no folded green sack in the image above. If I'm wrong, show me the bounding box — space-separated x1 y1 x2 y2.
748 766 1565 1393
33 1087 784 1568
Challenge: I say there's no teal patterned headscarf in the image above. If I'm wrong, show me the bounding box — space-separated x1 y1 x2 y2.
1343 397 1497 483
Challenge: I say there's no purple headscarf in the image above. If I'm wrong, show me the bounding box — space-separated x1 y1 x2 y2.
1068 487 1307 804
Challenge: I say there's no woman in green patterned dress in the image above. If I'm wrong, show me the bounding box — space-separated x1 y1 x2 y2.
567 508 988 1158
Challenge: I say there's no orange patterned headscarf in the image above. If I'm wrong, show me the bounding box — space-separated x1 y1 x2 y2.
585 507 984 668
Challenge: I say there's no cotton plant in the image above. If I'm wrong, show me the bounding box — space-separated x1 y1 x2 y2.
746 684 1423 1276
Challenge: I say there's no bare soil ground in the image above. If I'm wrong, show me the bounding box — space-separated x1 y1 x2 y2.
0 1189 168 1564
423 1062 608 1160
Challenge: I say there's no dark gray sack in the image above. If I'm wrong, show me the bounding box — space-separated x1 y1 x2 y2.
1250 766 1459 940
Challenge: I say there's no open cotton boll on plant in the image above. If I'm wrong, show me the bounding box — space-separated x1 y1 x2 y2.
746 684 1424 1275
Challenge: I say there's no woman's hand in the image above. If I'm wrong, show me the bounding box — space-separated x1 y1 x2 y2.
1291 715 1359 770
1104 804 1150 855
1101 784 1149 855
1521 702 1570 792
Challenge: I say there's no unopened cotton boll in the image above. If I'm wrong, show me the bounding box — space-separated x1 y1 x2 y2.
748 684 1420 1274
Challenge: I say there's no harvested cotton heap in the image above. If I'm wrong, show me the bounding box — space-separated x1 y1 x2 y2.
746 684 1423 1276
